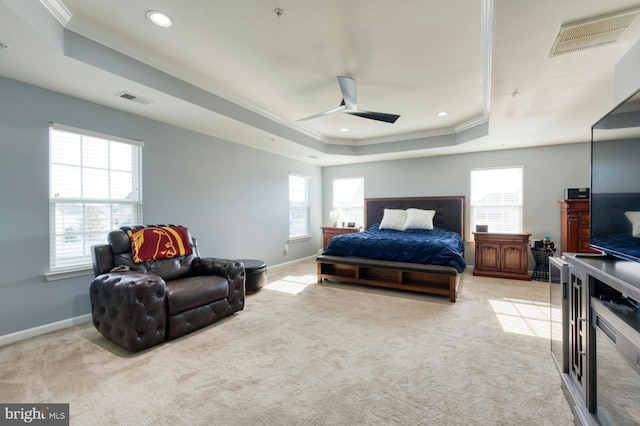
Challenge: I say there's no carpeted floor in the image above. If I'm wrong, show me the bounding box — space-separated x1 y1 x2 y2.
0 258 574 425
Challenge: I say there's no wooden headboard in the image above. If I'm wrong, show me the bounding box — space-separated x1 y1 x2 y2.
365 196 466 239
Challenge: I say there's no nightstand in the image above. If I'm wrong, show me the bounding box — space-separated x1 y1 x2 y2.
473 232 531 280
321 226 361 250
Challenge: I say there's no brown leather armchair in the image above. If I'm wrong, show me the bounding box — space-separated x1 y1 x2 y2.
90 225 245 352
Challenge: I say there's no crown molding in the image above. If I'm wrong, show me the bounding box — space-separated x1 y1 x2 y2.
481 0 495 118
455 115 489 133
39 0 72 26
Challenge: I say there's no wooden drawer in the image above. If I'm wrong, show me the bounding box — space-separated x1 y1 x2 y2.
578 239 592 251
578 211 590 223
473 233 529 244
579 226 590 238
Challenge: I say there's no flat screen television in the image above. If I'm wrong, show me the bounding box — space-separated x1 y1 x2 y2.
590 87 640 262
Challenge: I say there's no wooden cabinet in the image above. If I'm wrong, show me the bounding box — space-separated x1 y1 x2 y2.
559 253 640 423
558 199 599 254
473 232 531 280
321 226 361 250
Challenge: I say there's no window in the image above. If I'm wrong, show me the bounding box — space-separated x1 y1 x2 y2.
289 173 310 239
470 166 523 234
332 177 364 227
48 123 143 274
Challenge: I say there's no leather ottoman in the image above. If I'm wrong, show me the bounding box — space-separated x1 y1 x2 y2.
237 259 267 294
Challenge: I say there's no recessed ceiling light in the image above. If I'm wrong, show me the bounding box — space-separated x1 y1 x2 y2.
339 128 350 132
436 111 448 117
146 10 172 27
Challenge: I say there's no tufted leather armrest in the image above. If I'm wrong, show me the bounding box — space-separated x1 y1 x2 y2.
90 272 167 352
192 258 245 314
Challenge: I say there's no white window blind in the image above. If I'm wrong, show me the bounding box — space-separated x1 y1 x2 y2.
289 173 310 239
49 123 143 272
470 167 523 234
332 177 364 227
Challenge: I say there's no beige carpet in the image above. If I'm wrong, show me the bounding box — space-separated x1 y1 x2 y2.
0 259 574 425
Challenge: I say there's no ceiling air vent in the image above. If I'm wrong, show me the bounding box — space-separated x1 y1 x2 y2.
117 92 152 105
549 7 640 57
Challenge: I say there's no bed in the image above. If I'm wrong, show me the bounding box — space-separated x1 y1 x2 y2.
317 196 466 302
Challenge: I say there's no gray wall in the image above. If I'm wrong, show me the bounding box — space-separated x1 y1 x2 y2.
322 143 591 266
0 76 322 336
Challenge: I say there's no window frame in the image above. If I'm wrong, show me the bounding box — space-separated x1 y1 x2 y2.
331 176 365 228
288 172 311 241
470 166 524 238
46 123 143 280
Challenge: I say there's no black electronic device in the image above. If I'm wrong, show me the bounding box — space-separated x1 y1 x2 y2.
590 86 640 263
564 188 590 199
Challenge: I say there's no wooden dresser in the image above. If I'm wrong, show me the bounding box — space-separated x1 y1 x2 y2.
473 232 531 280
321 226 361 250
558 199 599 254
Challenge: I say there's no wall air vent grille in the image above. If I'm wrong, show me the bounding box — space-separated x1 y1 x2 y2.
117 92 152 105
549 7 640 57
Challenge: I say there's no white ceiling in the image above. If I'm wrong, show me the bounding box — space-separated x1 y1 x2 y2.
1 0 640 166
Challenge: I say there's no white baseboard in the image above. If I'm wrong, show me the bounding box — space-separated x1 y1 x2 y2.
268 255 317 272
0 313 92 348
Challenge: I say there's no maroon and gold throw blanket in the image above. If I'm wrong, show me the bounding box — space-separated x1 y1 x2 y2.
127 225 192 263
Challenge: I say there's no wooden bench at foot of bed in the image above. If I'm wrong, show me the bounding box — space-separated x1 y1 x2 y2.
316 255 460 302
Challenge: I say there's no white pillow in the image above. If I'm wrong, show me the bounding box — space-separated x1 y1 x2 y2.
404 208 436 230
379 209 407 230
625 211 640 238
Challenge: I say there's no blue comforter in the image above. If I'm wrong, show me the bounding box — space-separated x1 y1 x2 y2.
323 224 467 273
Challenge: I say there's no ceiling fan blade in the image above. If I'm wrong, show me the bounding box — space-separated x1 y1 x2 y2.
346 110 400 124
299 76 399 124
297 104 346 121
337 76 357 110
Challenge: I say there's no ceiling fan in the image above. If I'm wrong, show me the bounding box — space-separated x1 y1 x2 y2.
298 76 400 124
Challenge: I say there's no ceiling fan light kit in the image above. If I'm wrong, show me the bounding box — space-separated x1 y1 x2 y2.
299 76 401 124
